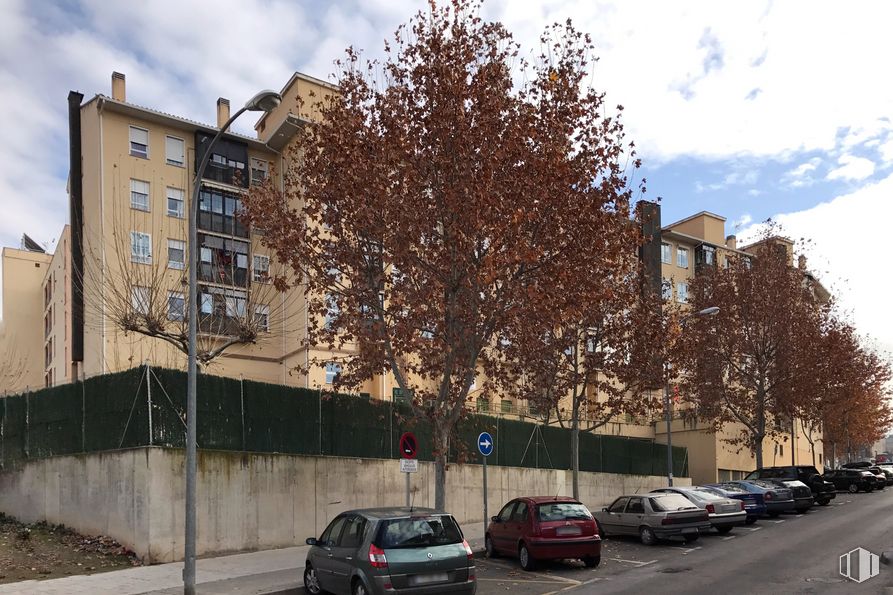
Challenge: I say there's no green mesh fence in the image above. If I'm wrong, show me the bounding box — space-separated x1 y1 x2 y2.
0 365 687 478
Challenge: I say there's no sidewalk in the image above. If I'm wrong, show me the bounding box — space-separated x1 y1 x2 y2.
0 524 487 595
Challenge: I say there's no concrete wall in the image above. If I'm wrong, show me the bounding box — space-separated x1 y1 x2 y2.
0 447 686 563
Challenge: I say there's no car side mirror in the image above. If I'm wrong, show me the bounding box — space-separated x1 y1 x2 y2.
306 538 318 546
490 516 500 523
602 507 608 512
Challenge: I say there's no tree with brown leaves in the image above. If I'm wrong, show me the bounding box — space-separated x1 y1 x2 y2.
673 225 826 468
246 0 642 508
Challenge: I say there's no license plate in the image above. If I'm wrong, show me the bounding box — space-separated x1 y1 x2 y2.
557 526 582 536
410 573 448 585
681 528 697 534
722 505 739 513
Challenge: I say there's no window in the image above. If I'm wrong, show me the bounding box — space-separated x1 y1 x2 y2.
253 255 270 283
167 239 185 270
661 278 672 301
130 231 151 264
676 281 688 304
325 293 339 330
819 453 823 465
512 501 529 522
698 245 716 266
198 234 250 286
497 502 516 522
661 242 671 264
165 136 185 166
254 304 269 332
250 158 268 185
608 498 629 513
677 246 689 268
325 362 341 384
476 397 490 413
339 516 367 550
167 188 185 218
132 286 150 315
198 187 248 237
626 498 645 514
200 293 213 315
778 444 784 457
129 126 149 158
130 179 150 211
319 516 348 547
168 291 185 321
501 399 513 413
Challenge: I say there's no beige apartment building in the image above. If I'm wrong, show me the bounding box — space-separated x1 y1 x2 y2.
0 71 826 483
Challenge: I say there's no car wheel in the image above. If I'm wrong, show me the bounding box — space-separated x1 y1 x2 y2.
817 498 830 506
583 555 600 568
639 526 657 546
848 484 859 493
485 535 498 558
595 519 606 538
716 525 733 535
351 578 368 595
304 565 325 595
519 543 536 571
683 534 699 543
744 517 757 525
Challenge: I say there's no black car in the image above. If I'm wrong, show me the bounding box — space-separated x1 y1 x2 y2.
757 479 813 513
744 465 836 505
824 469 878 493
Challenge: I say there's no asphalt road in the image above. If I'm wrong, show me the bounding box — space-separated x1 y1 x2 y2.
283 488 893 595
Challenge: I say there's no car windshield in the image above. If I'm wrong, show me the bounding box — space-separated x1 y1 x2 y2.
537 502 592 521
376 515 463 549
650 494 699 511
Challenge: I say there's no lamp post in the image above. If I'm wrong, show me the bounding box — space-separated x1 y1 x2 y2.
665 306 719 486
184 90 280 595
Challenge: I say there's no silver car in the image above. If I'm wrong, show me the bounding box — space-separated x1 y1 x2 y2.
651 487 746 533
304 507 476 595
593 493 712 545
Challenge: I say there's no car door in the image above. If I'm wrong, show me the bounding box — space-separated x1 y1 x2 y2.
314 515 349 593
623 497 646 535
490 501 517 553
506 500 530 552
600 497 629 536
328 515 367 595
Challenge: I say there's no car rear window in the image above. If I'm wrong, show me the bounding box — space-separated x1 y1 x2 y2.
536 502 592 521
688 489 724 501
376 515 463 549
650 494 698 511
747 480 778 490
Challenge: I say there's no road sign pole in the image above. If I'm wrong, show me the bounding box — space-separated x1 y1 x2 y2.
406 470 411 507
482 454 488 540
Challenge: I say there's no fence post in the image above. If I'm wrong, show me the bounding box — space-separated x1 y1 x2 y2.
318 388 323 455
1 394 6 470
240 374 246 451
146 363 154 446
389 399 393 459
81 370 86 452
25 389 30 458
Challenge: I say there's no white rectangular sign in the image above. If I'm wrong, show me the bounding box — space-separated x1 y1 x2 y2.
400 459 419 473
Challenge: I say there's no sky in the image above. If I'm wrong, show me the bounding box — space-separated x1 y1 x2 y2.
0 0 891 356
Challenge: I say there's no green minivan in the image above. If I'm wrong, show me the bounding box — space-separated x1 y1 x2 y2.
304 507 477 595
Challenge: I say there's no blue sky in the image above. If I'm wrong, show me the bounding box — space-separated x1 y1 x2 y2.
1 0 892 355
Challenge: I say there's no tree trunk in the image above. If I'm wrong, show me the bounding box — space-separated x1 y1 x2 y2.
571 412 580 500
754 434 764 469
434 426 449 511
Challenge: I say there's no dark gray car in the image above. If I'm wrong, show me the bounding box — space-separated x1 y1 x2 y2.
304 507 476 595
651 487 746 533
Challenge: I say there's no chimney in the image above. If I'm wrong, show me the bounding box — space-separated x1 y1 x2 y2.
798 254 807 270
111 72 126 101
217 98 231 129
725 235 737 250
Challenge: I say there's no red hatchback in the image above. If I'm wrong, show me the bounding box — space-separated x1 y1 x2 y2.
485 496 601 571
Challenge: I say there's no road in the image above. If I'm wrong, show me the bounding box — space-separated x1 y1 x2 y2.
282 488 892 595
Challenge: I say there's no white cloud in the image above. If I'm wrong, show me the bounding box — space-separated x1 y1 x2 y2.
740 173 893 356
879 137 893 165
826 154 876 181
781 157 821 187
732 213 753 230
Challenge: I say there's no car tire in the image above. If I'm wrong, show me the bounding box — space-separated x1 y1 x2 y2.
716 525 733 535
817 498 831 506
351 578 369 595
744 517 757 525
639 526 658 546
519 543 536 571
304 565 325 595
683 534 699 543
595 519 606 538
485 535 498 558
848 484 859 493
583 555 600 568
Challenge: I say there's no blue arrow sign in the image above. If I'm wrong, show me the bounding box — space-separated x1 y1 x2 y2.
478 432 494 457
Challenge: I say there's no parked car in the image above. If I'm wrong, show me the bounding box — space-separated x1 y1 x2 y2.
593 493 711 545
706 481 795 517
486 497 601 571
756 479 814 513
744 465 836 505
699 484 762 524
824 469 878 493
650 487 746 533
868 466 892 487
304 507 476 595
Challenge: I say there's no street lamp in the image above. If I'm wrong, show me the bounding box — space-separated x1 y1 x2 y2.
184 89 280 595
665 306 719 486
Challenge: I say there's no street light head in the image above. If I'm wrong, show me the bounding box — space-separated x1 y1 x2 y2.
697 306 720 317
244 90 281 112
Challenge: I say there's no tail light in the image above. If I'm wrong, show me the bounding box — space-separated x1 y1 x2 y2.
661 517 673 525
369 543 388 568
706 504 715 514
764 492 773 501
739 501 745 511
462 539 474 563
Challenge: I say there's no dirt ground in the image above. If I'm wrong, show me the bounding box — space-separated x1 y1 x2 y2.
0 513 141 584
